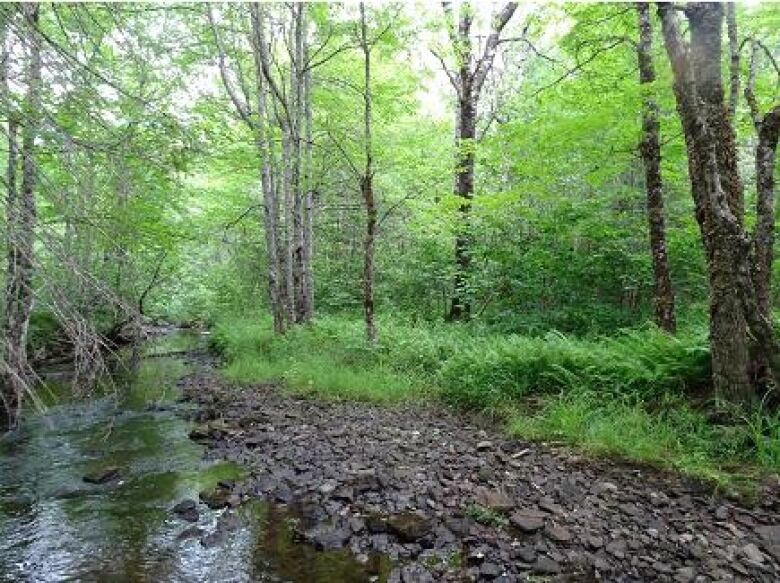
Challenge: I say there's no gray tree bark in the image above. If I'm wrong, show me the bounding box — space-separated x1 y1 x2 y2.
211 4 290 334
636 2 676 333
2 3 41 424
658 3 776 405
359 2 378 343
441 1 518 321
249 4 286 334
745 40 780 327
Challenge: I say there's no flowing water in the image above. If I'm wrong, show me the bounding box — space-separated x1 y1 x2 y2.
0 331 382 582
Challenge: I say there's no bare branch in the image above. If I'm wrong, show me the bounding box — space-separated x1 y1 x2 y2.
206 5 253 128
430 47 461 94
473 2 518 94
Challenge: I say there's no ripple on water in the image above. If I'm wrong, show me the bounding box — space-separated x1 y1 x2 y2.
0 332 386 582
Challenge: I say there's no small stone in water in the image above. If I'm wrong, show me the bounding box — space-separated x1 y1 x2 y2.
83 466 120 484
172 499 199 522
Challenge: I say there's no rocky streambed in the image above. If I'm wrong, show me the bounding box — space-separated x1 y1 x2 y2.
181 367 780 583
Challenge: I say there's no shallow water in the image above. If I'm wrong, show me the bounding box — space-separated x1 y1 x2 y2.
0 331 382 582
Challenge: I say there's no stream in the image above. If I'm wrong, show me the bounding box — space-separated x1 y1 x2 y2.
0 330 381 582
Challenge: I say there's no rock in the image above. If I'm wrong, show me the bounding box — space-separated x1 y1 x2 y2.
172 499 199 522
348 516 366 533
714 505 729 520
606 539 627 559
480 562 503 578
387 512 431 542
763 544 780 563
474 487 514 513
476 441 494 451
216 511 241 532
586 536 604 550
467 547 487 565
538 497 562 515
366 513 388 533
532 556 560 574
674 566 696 582
188 426 211 441
200 529 227 548
510 512 545 533
399 564 434 583
593 481 618 496
199 487 230 509
544 524 572 543
370 533 390 553
303 524 352 551
318 481 337 495
334 486 354 502
756 524 780 545
83 466 120 484
176 526 204 541
514 546 537 563
741 542 764 563
433 524 456 546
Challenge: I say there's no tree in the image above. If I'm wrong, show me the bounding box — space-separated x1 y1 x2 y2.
358 3 378 343
636 2 675 333
658 2 777 404
438 1 518 321
744 39 780 328
208 3 317 332
2 3 41 425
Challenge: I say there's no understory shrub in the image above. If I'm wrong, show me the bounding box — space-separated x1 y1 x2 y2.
438 326 710 409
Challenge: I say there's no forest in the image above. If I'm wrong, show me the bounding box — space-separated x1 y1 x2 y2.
1 2 780 581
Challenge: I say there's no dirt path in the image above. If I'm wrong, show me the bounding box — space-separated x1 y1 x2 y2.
180 368 780 582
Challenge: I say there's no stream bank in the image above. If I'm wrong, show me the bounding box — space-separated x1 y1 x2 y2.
182 365 780 582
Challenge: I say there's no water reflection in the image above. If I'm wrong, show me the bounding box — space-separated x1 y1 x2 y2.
0 332 382 582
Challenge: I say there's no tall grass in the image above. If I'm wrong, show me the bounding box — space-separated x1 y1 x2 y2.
438 326 710 409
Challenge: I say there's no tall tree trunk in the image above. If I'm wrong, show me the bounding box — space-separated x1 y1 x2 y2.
301 65 314 323
250 4 285 334
448 4 475 322
753 107 780 323
291 3 308 324
658 3 773 405
1 8 19 423
444 1 517 322
745 41 780 389
359 2 377 343
2 3 41 424
281 118 296 326
746 40 780 327
726 3 739 118
450 88 476 322
636 2 676 333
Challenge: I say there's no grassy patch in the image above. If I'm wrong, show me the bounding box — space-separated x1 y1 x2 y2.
465 504 509 528
508 390 780 487
225 353 421 404
210 311 780 486
213 314 425 404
